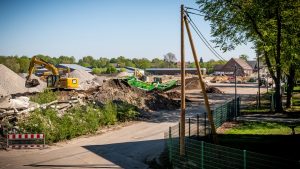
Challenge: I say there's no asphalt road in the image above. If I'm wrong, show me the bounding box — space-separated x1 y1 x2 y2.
0 121 177 169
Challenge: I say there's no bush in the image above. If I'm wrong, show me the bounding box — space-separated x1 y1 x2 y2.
92 68 107 75
115 101 139 122
102 101 117 125
106 65 117 74
30 89 58 104
18 101 139 143
19 105 103 143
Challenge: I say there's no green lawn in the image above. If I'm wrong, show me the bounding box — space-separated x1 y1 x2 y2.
225 122 300 135
294 86 300 91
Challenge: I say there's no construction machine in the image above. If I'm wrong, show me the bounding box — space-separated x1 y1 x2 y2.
25 56 79 89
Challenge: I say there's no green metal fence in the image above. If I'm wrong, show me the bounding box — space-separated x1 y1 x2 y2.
213 97 241 128
166 136 298 169
165 97 299 169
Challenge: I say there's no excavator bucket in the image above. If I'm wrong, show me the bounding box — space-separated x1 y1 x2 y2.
25 79 40 88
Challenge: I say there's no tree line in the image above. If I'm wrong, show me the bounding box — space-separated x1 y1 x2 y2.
0 53 224 74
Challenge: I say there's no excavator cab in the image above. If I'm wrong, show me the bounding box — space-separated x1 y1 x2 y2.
47 75 60 88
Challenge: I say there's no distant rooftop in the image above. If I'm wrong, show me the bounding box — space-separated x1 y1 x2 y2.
146 68 206 71
58 64 92 72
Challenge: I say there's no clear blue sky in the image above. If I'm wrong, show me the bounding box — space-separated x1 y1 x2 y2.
0 0 255 62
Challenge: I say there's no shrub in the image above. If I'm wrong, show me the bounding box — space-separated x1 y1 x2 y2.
18 101 139 143
115 101 139 122
102 101 117 125
30 89 58 104
92 68 107 75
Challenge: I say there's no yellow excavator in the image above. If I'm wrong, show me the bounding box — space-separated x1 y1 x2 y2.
25 56 79 89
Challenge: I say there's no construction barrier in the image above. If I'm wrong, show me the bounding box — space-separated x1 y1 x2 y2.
6 133 45 149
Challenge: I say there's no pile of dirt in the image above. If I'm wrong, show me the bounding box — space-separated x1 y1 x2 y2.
166 91 181 99
206 86 224 93
0 64 45 97
93 79 180 111
174 77 202 90
210 76 228 83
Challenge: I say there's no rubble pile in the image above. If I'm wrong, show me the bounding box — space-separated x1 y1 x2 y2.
92 79 180 111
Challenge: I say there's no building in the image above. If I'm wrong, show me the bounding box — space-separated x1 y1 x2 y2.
213 64 225 75
145 68 206 75
213 58 253 76
57 64 92 73
247 60 269 75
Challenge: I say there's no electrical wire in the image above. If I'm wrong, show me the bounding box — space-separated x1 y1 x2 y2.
184 10 226 61
185 11 226 61
184 6 226 61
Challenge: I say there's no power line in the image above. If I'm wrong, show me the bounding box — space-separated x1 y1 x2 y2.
184 11 226 61
186 13 226 61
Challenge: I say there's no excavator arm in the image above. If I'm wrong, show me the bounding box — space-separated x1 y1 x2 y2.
26 56 59 87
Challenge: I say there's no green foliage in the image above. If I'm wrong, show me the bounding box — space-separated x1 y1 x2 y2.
106 65 117 73
120 68 126 72
225 122 300 135
115 101 139 122
102 101 117 125
19 101 140 144
30 90 58 104
92 68 107 75
239 54 249 61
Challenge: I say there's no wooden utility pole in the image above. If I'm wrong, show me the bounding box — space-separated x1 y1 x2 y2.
183 14 218 144
180 4 186 156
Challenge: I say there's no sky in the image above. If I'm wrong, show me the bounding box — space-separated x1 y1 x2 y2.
0 0 256 62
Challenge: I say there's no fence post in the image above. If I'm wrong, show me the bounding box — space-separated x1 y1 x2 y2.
169 127 172 164
178 122 180 138
6 133 8 149
197 114 199 137
188 118 191 138
201 141 204 169
204 112 207 136
243 150 247 169
43 134 46 148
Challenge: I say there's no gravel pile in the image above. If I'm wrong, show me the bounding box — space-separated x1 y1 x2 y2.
69 70 99 90
0 64 45 97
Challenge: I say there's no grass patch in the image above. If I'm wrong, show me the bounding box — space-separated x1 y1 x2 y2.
225 122 300 135
293 86 300 91
241 108 271 114
30 89 58 104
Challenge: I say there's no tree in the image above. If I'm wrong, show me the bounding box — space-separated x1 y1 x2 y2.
58 56 76 64
132 58 151 69
18 56 30 73
106 64 117 74
200 57 204 63
196 0 299 112
164 52 177 68
4 56 20 73
239 54 249 61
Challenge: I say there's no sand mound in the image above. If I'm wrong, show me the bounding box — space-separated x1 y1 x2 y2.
69 70 95 83
0 64 45 97
69 70 99 90
94 79 180 111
